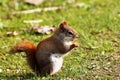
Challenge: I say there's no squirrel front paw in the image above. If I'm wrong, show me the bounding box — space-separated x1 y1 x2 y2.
72 43 79 48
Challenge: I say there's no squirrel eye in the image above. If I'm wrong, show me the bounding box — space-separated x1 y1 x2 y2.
68 31 73 35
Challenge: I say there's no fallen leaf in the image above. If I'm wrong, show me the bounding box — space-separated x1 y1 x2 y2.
43 6 63 11
6 69 10 72
13 8 42 14
16 69 21 73
74 2 89 9
118 13 120 17
25 0 44 5
30 26 55 34
0 68 2 73
67 0 75 3
87 63 98 70
12 6 64 14
6 31 19 36
23 19 43 24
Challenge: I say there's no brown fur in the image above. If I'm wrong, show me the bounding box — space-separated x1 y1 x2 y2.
10 21 78 75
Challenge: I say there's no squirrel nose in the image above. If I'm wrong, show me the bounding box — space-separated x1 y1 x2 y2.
76 35 79 38
73 34 79 38
75 34 79 38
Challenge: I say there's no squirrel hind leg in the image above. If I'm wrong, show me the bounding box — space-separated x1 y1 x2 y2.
38 63 53 76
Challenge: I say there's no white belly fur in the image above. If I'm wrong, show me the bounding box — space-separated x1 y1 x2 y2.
50 53 63 75
64 41 72 46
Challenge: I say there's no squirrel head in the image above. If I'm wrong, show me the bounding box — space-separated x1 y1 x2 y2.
54 21 78 41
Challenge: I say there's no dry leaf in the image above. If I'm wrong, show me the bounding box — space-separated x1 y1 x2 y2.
31 26 55 34
74 2 89 8
25 0 44 5
12 6 63 14
67 0 75 3
0 68 2 73
23 19 43 24
118 13 120 17
6 31 19 36
43 6 63 11
13 8 42 14
6 69 10 72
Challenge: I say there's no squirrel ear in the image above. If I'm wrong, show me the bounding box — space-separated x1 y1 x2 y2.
59 21 67 32
59 21 67 28
62 21 67 25
59 21 67 27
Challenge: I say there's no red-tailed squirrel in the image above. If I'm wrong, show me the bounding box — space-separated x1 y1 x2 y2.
10 21 78 75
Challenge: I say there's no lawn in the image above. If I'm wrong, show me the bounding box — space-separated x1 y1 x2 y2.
0 0 120 80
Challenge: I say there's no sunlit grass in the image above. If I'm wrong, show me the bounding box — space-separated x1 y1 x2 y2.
0 0 120 79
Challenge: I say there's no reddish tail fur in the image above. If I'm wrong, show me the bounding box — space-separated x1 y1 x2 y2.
10 40 39 73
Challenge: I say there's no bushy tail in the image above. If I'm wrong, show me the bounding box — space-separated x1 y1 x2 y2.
10 40 39 73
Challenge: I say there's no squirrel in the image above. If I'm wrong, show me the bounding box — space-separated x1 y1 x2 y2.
10 21 79 76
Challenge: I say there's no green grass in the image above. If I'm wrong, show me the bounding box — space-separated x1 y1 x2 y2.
0 0 120 79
